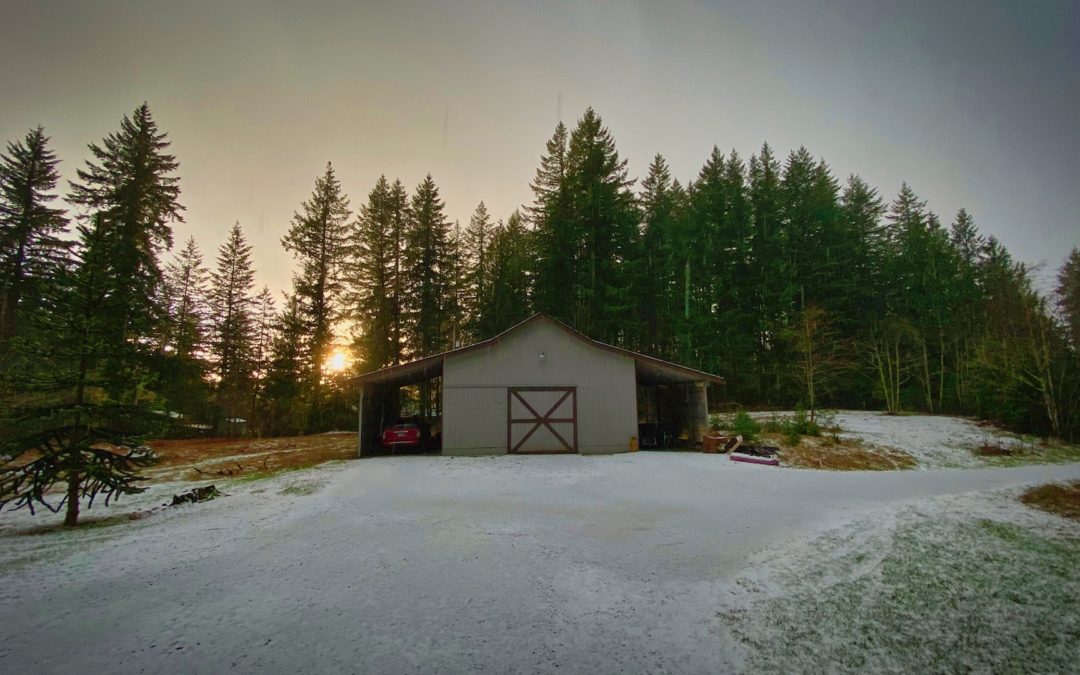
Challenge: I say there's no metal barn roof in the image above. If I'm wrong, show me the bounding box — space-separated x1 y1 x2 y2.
351 314 724 387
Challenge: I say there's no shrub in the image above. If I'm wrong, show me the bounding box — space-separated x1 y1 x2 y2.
758 408 824 446
730 410 761 442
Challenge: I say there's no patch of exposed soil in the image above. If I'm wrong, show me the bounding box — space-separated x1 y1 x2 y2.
147 432 358 482
975 443 1015 457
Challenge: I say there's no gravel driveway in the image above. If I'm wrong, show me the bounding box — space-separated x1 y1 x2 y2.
2 453 1077 673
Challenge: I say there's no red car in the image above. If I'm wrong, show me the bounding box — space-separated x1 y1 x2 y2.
381 417 430 451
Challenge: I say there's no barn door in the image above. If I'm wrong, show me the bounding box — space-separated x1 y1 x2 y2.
507 387 578 454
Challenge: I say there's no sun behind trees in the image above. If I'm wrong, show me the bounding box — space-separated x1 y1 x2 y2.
2 102 1080 524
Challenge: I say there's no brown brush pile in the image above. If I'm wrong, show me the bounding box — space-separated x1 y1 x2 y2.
772 433 917 471
1020 481 1080 520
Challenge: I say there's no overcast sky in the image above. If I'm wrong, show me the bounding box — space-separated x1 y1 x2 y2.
2 0 1077 295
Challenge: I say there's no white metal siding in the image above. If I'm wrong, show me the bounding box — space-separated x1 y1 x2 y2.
441 320 637 455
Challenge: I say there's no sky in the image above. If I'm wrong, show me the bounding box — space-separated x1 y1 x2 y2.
2 0 1078 296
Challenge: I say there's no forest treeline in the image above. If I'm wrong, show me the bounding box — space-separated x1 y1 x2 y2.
3 103 1080 456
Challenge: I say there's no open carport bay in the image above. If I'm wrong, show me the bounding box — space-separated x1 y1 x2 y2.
1 454 1078 673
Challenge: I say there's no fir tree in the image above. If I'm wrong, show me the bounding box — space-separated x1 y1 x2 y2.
208 223 256 435
1 216 159 526
249 286 276 437
156 236 209 421
559 108 637 342
443 219 466 349
529 122 574 319
346 176 398 370
487 210 532 334
67 102 183 401
1057 247 1080 349
281 162 351 430
403 174 452 418
162 236 207 360
838 175 886 322
387 179 409 364
748 142 784 401
403 174 451 359
0 126 68 346
636 153 679 355
462 201 495 340
263 294 310 437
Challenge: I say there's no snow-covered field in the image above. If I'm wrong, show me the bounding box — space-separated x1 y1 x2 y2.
1 452 1078 673
830 411 1031 468
747 410 1069 469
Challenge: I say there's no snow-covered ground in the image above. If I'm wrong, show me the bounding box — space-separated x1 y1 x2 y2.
746 410 1059 469
830 411 1032 468
720 489 1079 672
1 453 1077 673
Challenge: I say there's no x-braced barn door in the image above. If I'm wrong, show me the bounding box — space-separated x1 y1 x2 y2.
507 387 578 454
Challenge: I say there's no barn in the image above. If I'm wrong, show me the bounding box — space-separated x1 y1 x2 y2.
354 314 724 456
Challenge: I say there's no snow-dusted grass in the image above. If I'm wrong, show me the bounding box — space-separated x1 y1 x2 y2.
720 490 1080 673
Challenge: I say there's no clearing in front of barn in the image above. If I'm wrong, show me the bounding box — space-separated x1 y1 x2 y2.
146 432 358 482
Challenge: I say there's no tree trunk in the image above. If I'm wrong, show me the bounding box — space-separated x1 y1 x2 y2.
64 471 80 527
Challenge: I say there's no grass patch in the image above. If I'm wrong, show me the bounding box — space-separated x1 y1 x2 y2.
723 512 1080 673
1020 481 1080 520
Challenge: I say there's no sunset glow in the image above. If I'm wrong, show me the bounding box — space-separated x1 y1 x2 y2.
325 350 348 374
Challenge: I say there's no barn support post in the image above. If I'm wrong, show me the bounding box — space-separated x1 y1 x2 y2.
688 381 708 448
357 385 365 457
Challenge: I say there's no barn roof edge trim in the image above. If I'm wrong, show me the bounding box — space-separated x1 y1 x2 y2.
349 314 725 387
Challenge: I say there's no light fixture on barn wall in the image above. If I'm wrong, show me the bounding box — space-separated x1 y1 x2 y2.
539 351 546 363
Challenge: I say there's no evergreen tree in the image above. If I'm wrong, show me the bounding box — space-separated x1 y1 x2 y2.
0 126 68 346
486 210 532 335
387 179 409 364
838 175 886 323
529 122 575 319
162 236 207 359
403 174 451 358
263 294 310 437
281 162 351 430
443 219 466 348
157 236 209 421
563 108 637 342
462 201 495 340
67 102 183 401
747 142 784 401
636 154 676 354
346 176 399 371
1 215 158 526
208 223 256 435
1058 248 1080 348
249 286 276 437
403 174 452 417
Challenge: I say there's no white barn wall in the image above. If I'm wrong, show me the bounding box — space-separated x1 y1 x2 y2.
441 320 638 455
